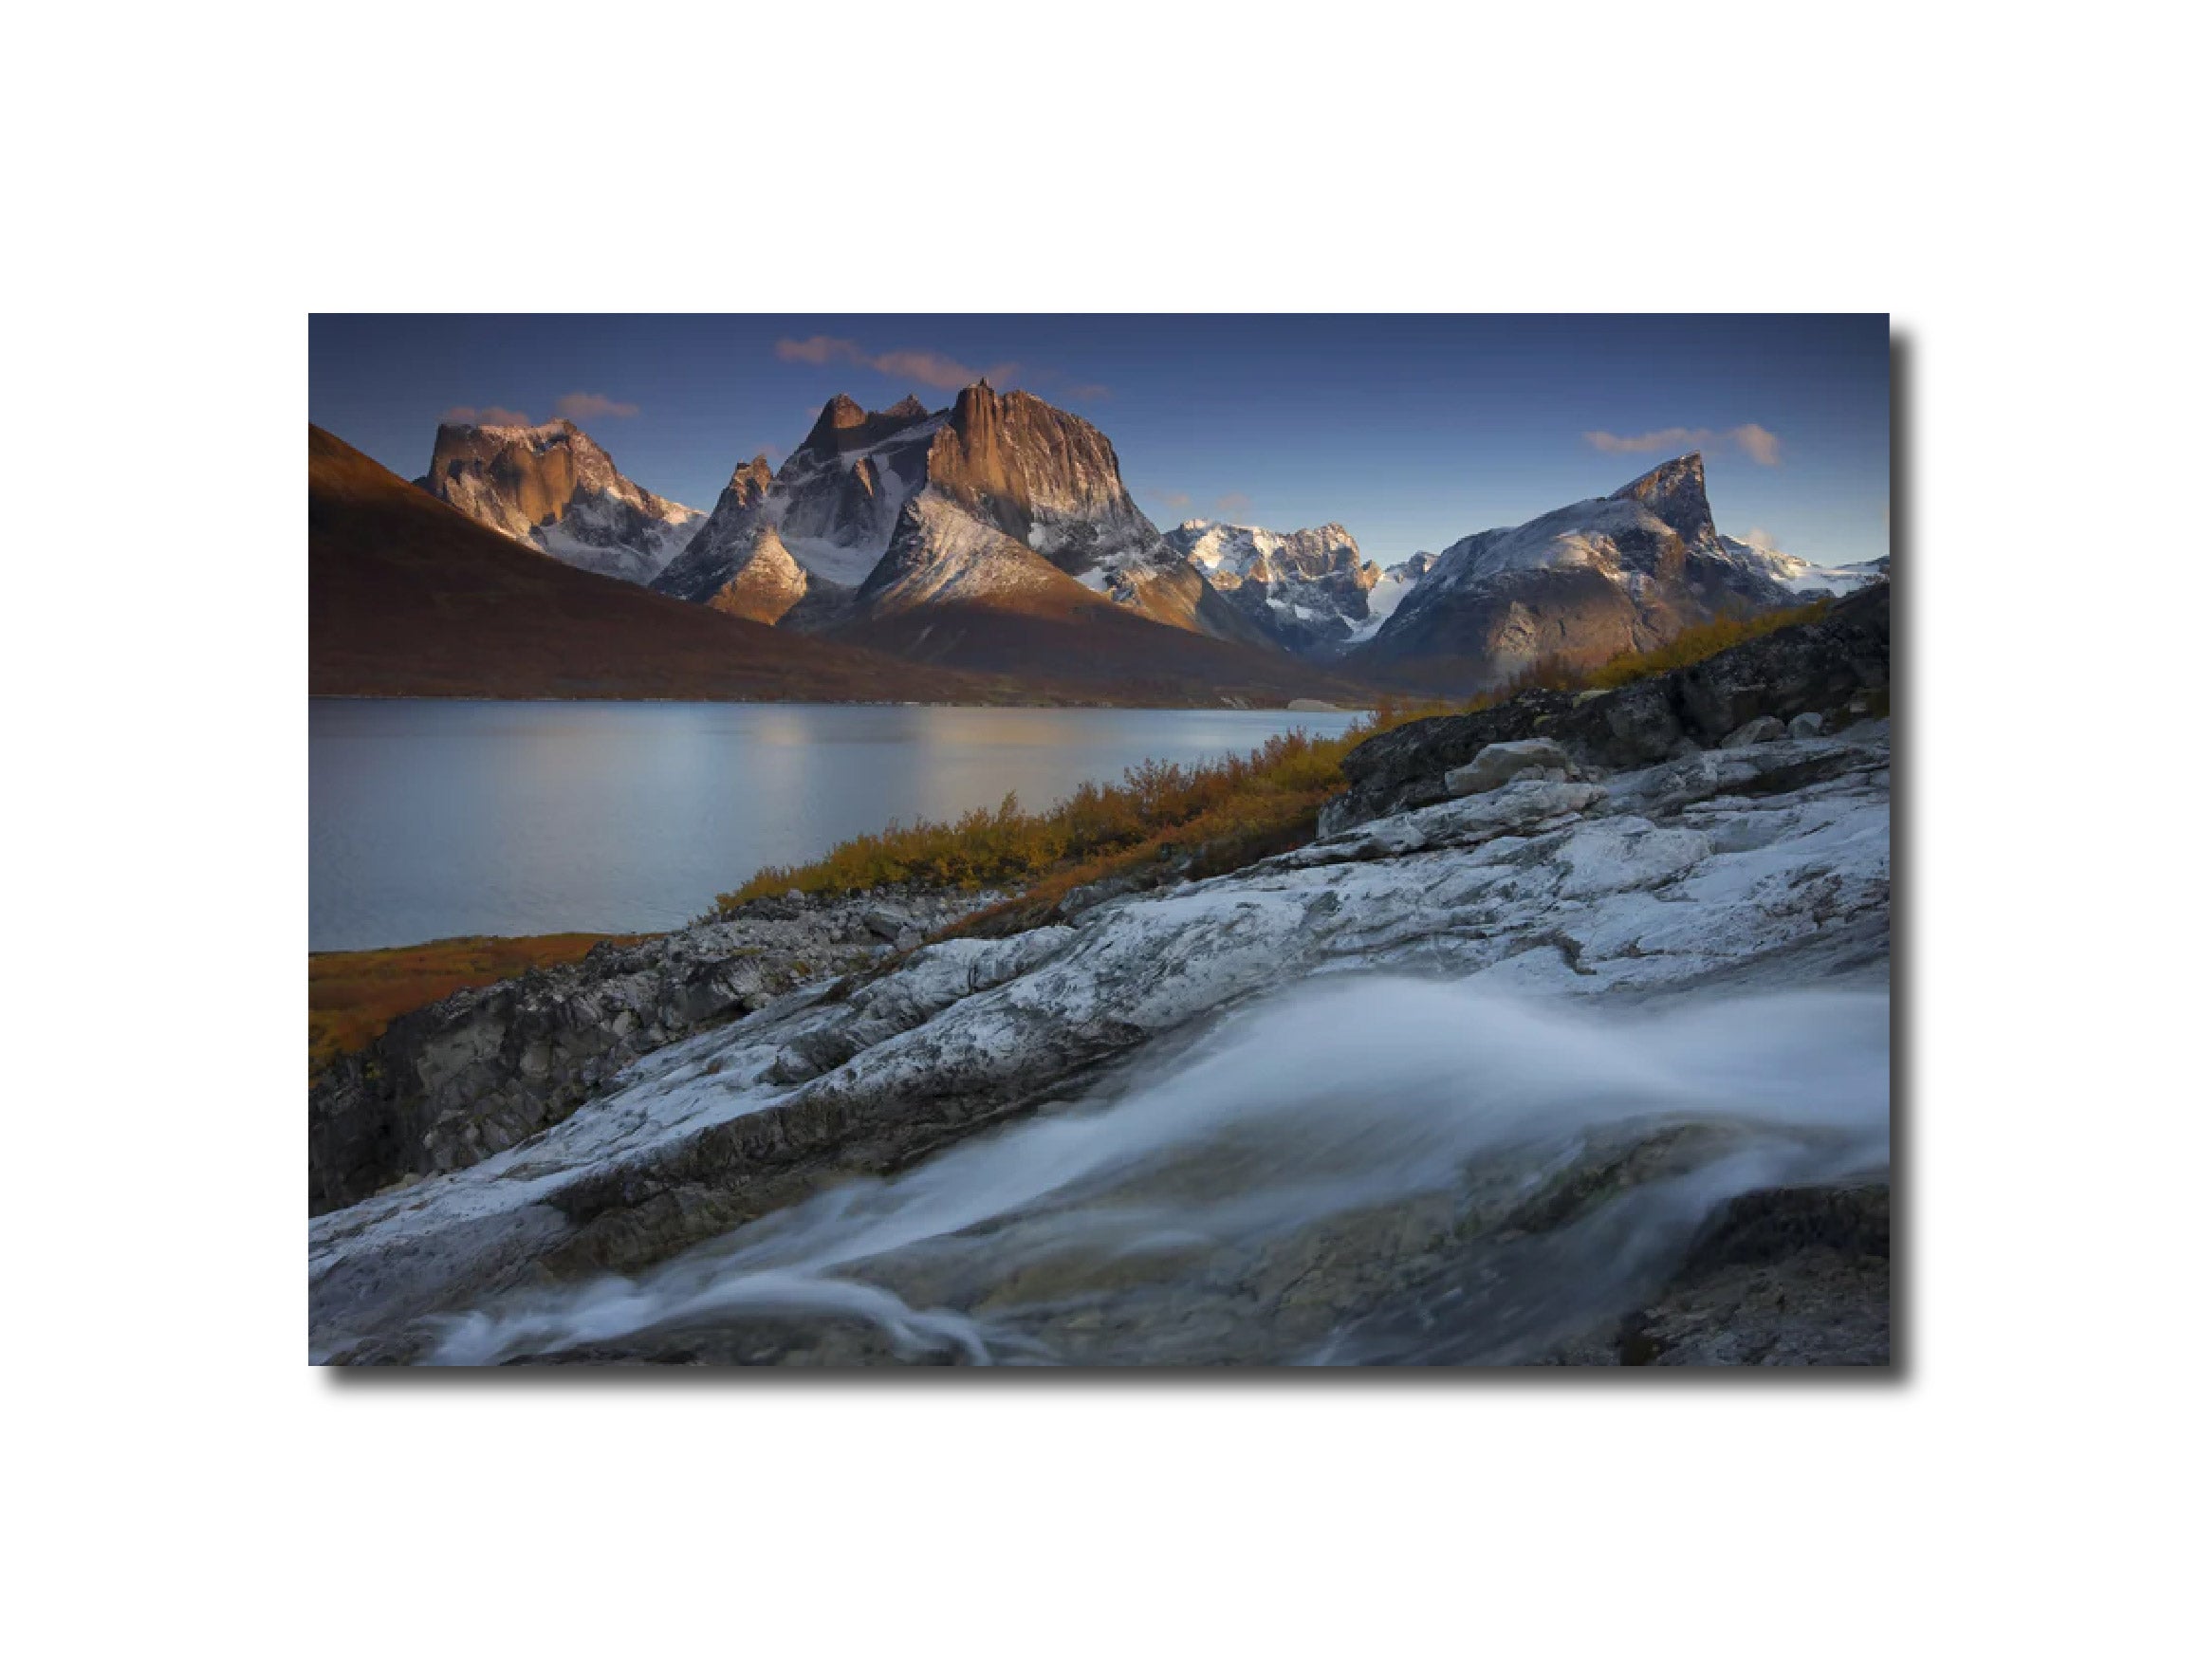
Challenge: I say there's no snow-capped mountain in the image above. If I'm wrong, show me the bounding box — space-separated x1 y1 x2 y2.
858 495 1089 615
656 383 1271 647
1357 551 1441 639
1160 521 1405 660
1719 535 1890 598
417 418 703 584
1349 452 1793 692
651 396 939 622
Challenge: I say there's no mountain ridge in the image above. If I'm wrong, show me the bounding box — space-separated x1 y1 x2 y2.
1161 518 1402 660
309 425 1356 707
417 417 703 584
655 384 1286 657
1348 452 1795 693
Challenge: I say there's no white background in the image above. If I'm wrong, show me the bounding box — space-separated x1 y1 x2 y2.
3 3 2192 1674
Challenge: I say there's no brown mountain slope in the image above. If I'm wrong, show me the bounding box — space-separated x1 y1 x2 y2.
308 426 1019 702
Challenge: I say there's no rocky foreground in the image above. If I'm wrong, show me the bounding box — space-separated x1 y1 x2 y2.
311 586 1894 1367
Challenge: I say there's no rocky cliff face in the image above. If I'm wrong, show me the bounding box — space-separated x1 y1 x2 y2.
418 418 703 584
924 381 1153 567
1163 520 1398 659
922 383 1272 643
1350 452 1792 693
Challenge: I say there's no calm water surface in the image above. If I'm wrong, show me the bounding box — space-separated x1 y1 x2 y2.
310 701 1358 951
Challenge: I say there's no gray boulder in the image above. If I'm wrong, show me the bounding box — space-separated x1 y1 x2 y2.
1721 716 1786 748
1442 738 1575 797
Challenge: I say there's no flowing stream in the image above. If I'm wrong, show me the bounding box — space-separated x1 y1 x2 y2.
425 979 1891 1366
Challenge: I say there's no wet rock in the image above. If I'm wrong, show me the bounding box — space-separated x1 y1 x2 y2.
1790 711 1824 739
1537 1181 1892 1367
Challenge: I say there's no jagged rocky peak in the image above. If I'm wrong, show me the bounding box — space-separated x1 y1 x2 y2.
418 417 702 585
703 525 810 626
1158 518 1404 660
915 385 1285 643
657 380 1271 647
718 453 773 513
426 418 584 531
925 380 1150 556
800 393 933 458
1167 520 1373 586
1611 452 1716 546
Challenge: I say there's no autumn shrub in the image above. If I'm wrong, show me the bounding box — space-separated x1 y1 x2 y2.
713 729 1358 914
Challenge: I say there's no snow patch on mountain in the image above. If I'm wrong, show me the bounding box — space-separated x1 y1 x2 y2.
1719 535 1889 598
1161 519 1400 658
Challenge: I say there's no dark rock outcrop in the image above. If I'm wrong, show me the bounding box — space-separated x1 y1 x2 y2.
1322 581 1890 834
1537 1181 1892 1367
307 888 989 1216
801 393 930 458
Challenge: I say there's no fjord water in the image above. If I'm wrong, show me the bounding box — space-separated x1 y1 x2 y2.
309 699 1356 951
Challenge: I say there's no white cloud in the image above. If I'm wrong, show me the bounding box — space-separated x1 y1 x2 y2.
774 335 1017 393
1728 422 1783 467
554 392 640 422
441 404 532 427
1584 423 1783 466
1584 426 1716 455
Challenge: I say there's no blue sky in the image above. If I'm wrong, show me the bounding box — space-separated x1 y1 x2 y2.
309 315 1890 566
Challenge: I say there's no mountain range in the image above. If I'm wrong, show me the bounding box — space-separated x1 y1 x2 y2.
315 382 1883 705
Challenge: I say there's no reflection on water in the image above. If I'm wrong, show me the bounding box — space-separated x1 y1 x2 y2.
310 700 1357 951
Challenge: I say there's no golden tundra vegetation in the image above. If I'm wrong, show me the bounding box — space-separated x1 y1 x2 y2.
308 602 1827 1076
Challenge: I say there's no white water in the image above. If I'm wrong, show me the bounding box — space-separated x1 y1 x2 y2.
425 979 1891 1366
